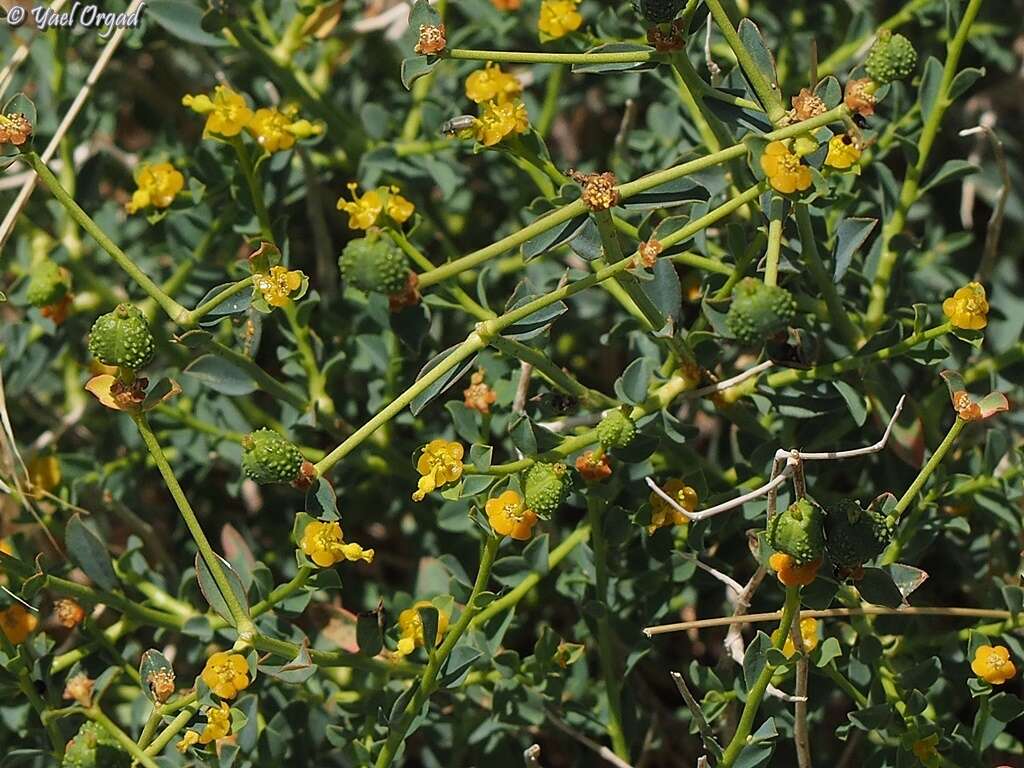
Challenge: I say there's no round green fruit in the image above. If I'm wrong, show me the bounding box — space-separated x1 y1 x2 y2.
824 496 895 568
26 260 70 307
523 462 571 516
87 304 155 370
62 722 131 768
339 232 409 295
725 277 797 347
241 428 304 485
632 0 685 24
767 497 825 566
596 409 637 450
864 30 917 84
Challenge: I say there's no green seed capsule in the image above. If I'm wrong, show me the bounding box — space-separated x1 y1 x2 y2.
87 304 156 370
524 462 572 516
241 428 305 485
26 260 70 307
725 277 797 347
339 231 409 295
767 497 825 566
62 722 131 768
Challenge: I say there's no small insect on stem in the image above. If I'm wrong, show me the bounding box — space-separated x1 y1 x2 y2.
440 115 477 137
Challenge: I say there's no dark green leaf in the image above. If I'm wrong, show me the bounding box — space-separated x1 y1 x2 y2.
65 514 118 591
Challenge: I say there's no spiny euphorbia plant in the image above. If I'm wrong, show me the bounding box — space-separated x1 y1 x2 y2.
0 1 1021 767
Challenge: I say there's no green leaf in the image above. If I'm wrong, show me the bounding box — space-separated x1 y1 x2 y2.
501 296 569 341
258 643 316 684
614 357 654 404
139 649 175 703
195 553 251 621
815 636 842 668
618 178 709 211
65 514 118 591
921 160 979 192
401 56 438 90
409 345 479 416
571 43 658 74
832 380 867 426
196 282 253 326
857 567 904 608
148 0 229 46
833 217 877 281
418 604 440 649
743 631 772 691
642 258 682 326
522 211 589 261
814 76 842 108
305 478 340 522
737 19 779 90
948 66 985 101
918 56 944 122
183 354 258 396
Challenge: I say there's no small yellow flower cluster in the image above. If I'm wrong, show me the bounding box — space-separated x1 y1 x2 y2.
300 520 374 567
780 618 819 657
396 600 450 657
412 439 464 501
539 0 582 40
942 282 989 330
337 183 415 231
126 162 185 214
0 603 37 644
647 479 698 533
182 85 322 150
761 141 812 194
177 702 232 752
200 651 250 699
465 63 522 104
254 265 304 308
485 489 539 540
971 644 1017 685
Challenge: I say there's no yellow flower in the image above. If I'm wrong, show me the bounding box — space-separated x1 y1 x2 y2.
199 702 232 744
200 651 250 699
769 552 821 587
182 85 253 138
760 140 812 194
337 182 383 230
126 162 185 214
942 282 989 330
971 644 1017 685
396 600 450 657
300 520 374 567
26 454 61 498
485 489 539 541
0 604 37 644
413 439 464 501
779 618 819 657
385 186 415 224
647 479 698 533
825 134 862 170
254 265 304 308
473 99 530 147
176 730 200 753
538 0 582 40
465 63 522 104
247 106 323 153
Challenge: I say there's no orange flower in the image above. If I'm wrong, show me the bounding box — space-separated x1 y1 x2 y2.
769 552 821 587
414 23 446 55
463 370 497 414
491 0 520 8
485 489 538 540
971 645 1017 685
844 78 876 118
0 604 38 644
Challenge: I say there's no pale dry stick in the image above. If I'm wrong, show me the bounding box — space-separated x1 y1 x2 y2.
31 402 86 452
680 360 774 401
723 565 765 665
648 395 907 523
0 0 68 97
959 122 1010 283
681 553 744 596
544 710 635 768
0 0 144 250
643 605 1015 637
670 671 723 763
704 13 721 83
791 618 812 768
524 744 544 768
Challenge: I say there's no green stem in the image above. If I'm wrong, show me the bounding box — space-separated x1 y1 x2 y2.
204 338 308 410
490 337 617 408
282 301 332 416
232 137 275 244
537 65 565 137
892 417 967 519
132 414 254 634
472 525 591 626
763 196 784 287
137 705 163 750
419 107 848 288
824 662 869 708
794 203 863 347
587 495 629 760
21 152 190 324
42 574 182 630
375 535 501 768
187 277 255 326
864 0 985 331
143 705 198 757
593 208 666 332
444 48 663 65
720 586 802 767
702 0 787 124
89 709 161 768
766 322 952 388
